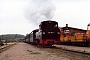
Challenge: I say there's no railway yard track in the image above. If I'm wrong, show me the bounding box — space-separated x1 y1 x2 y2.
55 45 90 55
36 44 90 55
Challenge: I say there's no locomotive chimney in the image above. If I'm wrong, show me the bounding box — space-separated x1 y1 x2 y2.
66 24 68 27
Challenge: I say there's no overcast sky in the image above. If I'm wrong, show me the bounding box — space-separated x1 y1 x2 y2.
0 0 90 35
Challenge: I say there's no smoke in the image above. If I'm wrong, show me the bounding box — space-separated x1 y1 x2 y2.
25 0 56 25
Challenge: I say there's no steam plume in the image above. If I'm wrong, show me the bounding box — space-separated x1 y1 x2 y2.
25 0 56 25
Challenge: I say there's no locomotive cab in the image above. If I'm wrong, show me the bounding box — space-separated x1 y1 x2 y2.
40 20 60 39
40 20 58 29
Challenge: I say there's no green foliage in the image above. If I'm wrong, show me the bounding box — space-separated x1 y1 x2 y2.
27 50 40 54
0 34 25 42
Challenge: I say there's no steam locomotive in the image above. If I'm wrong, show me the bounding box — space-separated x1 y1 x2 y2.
24 20 60 47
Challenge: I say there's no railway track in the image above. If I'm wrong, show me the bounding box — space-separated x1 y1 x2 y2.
0 42 16 53
54 45 90 55
25 42 90 56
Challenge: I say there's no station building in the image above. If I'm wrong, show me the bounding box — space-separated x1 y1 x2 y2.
59 24 87 36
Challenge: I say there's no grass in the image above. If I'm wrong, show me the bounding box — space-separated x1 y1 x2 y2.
27 50 40 54
27 50 33 52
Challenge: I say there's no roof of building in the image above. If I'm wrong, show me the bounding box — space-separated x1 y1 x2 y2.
61 27 86 31
59 24 86 31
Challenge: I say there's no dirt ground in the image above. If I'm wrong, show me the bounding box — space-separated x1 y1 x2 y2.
0 42 90 60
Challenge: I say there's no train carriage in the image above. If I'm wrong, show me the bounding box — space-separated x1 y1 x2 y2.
24 20 60 47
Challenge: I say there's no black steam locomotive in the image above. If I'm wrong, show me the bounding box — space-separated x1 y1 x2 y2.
24 20 60 47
